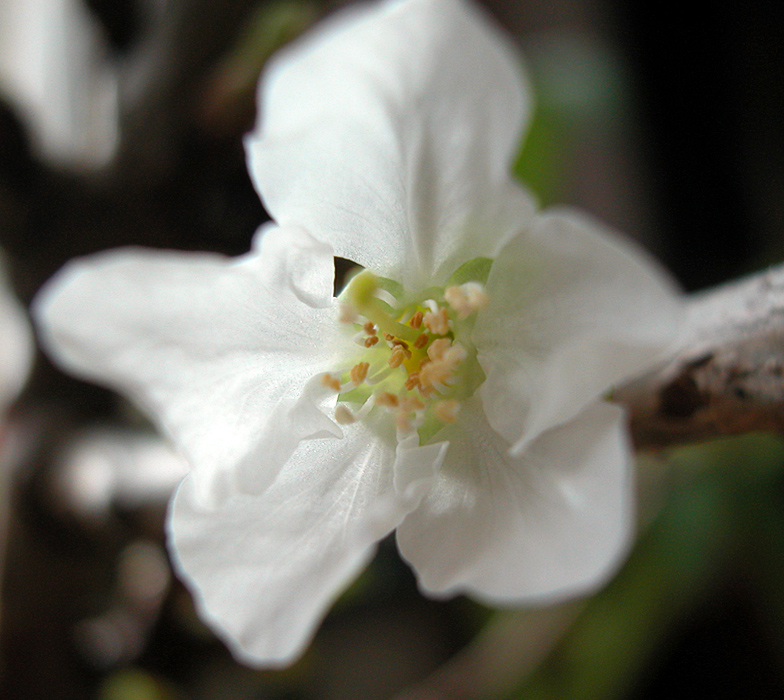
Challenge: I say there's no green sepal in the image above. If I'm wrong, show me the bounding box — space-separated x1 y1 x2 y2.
447 257 493 286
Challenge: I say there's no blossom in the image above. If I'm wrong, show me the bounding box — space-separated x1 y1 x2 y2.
0 253 32 416
0 0 118 166
33 0 682 668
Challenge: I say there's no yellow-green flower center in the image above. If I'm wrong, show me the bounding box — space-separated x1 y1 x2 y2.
321 258 491 444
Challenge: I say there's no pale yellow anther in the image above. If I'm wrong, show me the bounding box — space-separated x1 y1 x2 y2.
419 360 454 388
350 362 369 385
444 285 470 317
435 399 460 423
391 339 411 359
413 332 429 349
334 405 356 425
364 335 379 348
423 307 449 335
444 343 468 365
446 282 488 319
375 392 399 407
401 395 425 412
410 310 424 329
463 282 489 312
427 338 452 362
389 345 407 368
321 374 342 392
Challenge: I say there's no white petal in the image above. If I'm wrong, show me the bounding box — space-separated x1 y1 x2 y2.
0 255 33 412
33 225 342 504
475 209 683 453
396 399 633 601
247 0 535 290
169 414 441 667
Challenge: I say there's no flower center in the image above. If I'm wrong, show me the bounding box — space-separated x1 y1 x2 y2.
321 259 491 444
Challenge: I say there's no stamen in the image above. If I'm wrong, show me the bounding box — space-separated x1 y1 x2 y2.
419 361 454 388
335 405 356 425
427 338 452 362
335 267 486 442
367 366 394 384
401 395 425 412
423 307 450 335
445 282 488 319
435 399 460 423
391 339 412 358
375 392 399 407
389 345 408 368
444 343 468 364
350 362 369 385
321 374 342 392
464 282 489 312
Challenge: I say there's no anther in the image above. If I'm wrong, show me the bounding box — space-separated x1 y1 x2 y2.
401 395 425 411
321 374 342 392
350 362 369 385
413 332 429 349
391 339 412 358
419 361 454 388
423 307 449 335
427 338 451 361
445 282 488 319
335 405 356 425
464 282 489 312
435 399 460 423
389 345 407 368
404 373 420 391
375 392 399 407
364 336 379 347
363 321 376 335
410 310 424 329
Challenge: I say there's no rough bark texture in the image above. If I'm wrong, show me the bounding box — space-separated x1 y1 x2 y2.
615 263 784 450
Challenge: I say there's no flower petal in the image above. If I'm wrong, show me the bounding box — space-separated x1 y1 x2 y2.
396 398 633 601
475 209 683 453
0 254 33 411
33 225 342 504
169 415 441 667
247 0 535 290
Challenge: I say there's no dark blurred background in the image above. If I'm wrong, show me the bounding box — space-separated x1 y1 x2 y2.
0 0 782 698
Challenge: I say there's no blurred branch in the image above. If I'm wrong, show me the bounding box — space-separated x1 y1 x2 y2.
615 262 784 450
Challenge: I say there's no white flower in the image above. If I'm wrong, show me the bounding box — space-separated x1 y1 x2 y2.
0 0 118 167
33 0 682 668
0 254 32 415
